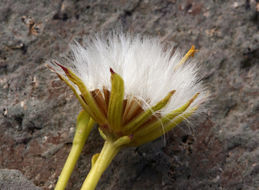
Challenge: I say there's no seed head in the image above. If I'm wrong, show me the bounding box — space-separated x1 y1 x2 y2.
48 33 209 147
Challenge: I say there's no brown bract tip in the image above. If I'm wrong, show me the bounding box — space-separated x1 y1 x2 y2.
189 92 200 104
53 61 70 76
110 68 115 74
170 90 176 95
45 64 55 72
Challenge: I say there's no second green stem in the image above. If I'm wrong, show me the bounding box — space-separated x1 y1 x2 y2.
55 111 95 190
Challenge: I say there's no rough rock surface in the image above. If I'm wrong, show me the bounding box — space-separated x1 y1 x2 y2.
0 0 258 190
0 169 41 190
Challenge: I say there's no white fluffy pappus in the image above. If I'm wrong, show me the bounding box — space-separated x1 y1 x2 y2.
53 33 209 117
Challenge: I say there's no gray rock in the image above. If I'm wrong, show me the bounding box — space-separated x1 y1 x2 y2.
0 169 41 190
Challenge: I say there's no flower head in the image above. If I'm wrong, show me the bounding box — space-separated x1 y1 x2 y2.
49 33 208 147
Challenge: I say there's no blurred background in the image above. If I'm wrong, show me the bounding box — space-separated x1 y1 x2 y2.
0 0 258 189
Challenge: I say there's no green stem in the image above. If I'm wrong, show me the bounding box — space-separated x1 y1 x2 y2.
80 140 120 190
55 111 95 190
